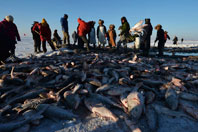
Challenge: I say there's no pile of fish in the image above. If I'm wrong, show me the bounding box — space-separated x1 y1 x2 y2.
0 50 198 132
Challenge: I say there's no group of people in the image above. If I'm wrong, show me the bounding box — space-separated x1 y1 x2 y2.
1 14 178 62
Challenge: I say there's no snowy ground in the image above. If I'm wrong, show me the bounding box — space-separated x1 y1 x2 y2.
16 37 198 58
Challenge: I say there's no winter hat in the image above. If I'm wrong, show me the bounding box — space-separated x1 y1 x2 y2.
145 18 150 24
109 24 115 29
5 15 14 22
41 18 48 26
164 31 168 34
33 21 38 25
155 24 162 30
41 18 47 24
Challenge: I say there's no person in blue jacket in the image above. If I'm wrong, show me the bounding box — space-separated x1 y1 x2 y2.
60 14 70 46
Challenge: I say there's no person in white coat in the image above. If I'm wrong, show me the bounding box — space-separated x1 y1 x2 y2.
97 19 107 48
88 22 96 48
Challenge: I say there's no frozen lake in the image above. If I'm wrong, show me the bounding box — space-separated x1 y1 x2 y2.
16 37 198 58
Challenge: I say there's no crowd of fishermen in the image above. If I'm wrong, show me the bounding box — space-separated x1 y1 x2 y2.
0 14 182 62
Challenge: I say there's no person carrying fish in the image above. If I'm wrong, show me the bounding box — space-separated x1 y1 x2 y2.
154 24 165 57
32 18 56 53
142 18 153 56
31 21 41 53
117 16 130 50
97 19 107 48
107 24 117 48
77 18 95 51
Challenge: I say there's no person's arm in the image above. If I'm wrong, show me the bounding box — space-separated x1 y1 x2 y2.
120 23 128 35
155 31 159 43
167 35 170 40
97 26 99 38
15 24 21 41
60 18 64 26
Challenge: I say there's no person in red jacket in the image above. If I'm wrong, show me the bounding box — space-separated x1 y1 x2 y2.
33 18 55 53
77 18 95 51
0 15 21 57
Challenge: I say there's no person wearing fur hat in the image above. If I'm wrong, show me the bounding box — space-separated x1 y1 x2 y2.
97 19 107 48
31 21 41 53
154 24 165 56
33 18 55 53
0 15 21 57
107 24 117 48
142 18 153 56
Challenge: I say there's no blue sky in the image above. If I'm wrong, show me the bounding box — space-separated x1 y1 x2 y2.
0 0 198 40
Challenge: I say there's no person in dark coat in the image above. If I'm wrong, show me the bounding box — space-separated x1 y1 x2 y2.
1 15 21 57
60 14 70 46
53 29 62 46
164 31 170 43
143 18 153 56
117 16 130 50
31 21 41 53
0 19 12 62
154 24 165 57
181 38 184 43
72 31 78 45
32 18 55 53
173 36 178 45
77 18 95 51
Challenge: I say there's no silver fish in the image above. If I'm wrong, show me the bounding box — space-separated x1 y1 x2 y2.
179 91 198 101
145 91 155 104
107 86 131 96
152 104 195 121
120 92 129 108
127 91 144 120
165 88 178 110
96 84 112 93
179 101 198 120
0 104 48 132
36 104 77 120
145 105 158 131
64 92 81 109
88 79 102 87
124 116 142 132
84 97 118 122
91 94 122 109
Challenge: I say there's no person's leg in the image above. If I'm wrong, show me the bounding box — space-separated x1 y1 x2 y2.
38 39 42 52
80 36 89 51
42 40 47 53
65 32 70 45
62 31 66 44
117 40 122 50
33 39 37 53
10 43 16 56
47 40 56 51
